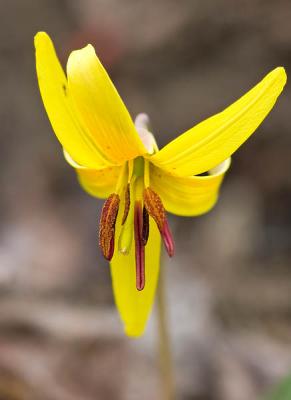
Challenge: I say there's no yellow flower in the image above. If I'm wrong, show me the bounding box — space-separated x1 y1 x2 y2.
34 31 286 337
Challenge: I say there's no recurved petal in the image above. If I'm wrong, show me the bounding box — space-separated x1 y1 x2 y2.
67 44 146 164
150 159 231 216
150 67 286 176
110 195 161 337
64 151 121 199
34 32 108 169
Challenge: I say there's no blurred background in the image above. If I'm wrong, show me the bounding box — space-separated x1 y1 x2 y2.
0 0 290 399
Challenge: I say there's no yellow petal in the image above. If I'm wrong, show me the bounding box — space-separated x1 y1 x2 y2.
150 67 286 176
110 196 161 337
67 44 146 164
64 151 120 199
34 32 109 169
150 159 231 216
77 167 120 199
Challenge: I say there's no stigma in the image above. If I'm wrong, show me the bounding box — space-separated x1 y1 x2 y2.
98 158 174 291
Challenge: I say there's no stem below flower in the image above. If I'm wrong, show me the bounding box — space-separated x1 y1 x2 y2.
156 259 175 400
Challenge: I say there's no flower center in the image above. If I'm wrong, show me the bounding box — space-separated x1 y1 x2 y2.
99 114 174 291
99 157 174 291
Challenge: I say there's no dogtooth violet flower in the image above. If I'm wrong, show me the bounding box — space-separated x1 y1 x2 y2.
34 31 286 337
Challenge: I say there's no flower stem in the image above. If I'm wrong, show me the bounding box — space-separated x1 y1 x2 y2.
156 260 175 400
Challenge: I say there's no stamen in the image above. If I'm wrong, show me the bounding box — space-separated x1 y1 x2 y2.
143 187 175 257
128 159 134 182
161 219 175 257
99 193 120 261
144 159 150 188
141 207 149 246
134 201 145 291
121 183 130 225
118 179 136 254
115 163 128 195
143 187 164 231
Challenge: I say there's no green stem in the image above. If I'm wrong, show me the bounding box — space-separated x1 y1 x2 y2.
157 261 175 400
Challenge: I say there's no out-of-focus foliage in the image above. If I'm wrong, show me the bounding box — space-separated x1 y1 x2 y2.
265 376 291 400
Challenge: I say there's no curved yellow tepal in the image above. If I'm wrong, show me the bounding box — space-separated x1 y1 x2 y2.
151 67 287 176
110 200 161 337
63 151 121 199
67 45 146 164
34 32 108 169
76 167 121 199
151 159 231 216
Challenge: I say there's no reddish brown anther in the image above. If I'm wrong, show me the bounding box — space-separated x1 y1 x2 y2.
161 219 175 257
141 207 149 246
134 201 145 291
143 187 165 231
143 187 175 257
99 193 120 261
121 183 130 225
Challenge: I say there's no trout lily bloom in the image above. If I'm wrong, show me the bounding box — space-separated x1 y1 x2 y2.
34 31 286 337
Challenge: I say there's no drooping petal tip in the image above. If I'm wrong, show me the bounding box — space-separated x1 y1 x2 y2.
124 323 146 338
273 66 287 81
